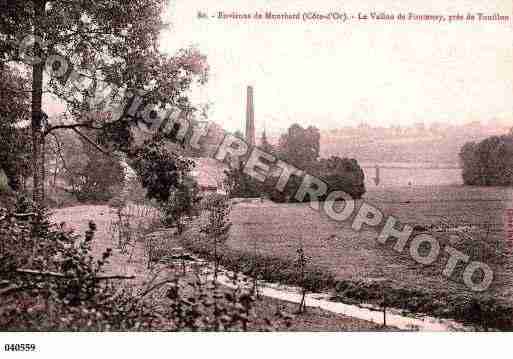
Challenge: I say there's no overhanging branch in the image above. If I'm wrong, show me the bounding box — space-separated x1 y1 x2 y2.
16 269 135 281
71 127 112 157
44 122 103 136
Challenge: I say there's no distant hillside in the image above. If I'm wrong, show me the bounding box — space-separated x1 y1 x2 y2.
320 126 510 166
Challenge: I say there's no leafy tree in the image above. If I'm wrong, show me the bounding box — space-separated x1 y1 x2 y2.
67 141 124 202
278 124 320 170
131 141 200 232
201 193 231 279
131 142 195 203
225 125 366 202
460 142 481 185
460 135 513 186
0 64 32 191
317 156 366 199
1 0 208 203
223 130 267 198
160 178 200 234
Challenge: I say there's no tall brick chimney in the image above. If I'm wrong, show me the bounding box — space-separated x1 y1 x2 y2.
245 86 255 146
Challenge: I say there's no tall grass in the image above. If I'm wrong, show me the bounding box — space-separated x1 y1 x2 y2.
181 229 336 293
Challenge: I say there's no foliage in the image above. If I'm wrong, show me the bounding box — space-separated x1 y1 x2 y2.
0 170 10 194
460 134 513 186
332 280 513 331
233 130 245 140
131 141 200 233
1 1 209 203
2 0 200 114
200 193 232 278
224 123 366 201
54 132 125 202
0 201 150 330
223 166 265 198
0 198 276 331
181 229 336 293
201 193 232 241
259 130 274 155
131 142 193 203
278 124 320 171
0 64 30 122
0 65 31 191
159 181 200 234
266 174 303 203
317 156 366 199
295 246 309 313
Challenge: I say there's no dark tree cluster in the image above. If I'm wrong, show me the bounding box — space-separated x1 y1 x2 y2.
225 123 366 201
459 132 513 186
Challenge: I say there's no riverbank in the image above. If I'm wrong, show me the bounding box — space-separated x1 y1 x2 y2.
52 205 386 331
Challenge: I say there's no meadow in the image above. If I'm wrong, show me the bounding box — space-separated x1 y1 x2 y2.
227 185 513 307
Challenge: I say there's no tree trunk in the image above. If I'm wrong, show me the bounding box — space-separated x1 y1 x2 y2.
31 0 46 204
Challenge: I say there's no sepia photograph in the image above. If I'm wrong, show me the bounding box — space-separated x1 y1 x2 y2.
1 0 512 357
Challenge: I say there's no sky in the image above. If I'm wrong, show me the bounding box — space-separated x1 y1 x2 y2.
43 0 513 135
158 0 513 134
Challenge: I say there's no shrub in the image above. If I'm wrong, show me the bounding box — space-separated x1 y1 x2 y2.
200 193 231 278
131 142 200 233
460 134 513 186
0 199 278 331
224 167 264 198
0 203 151 330
331 280 513 330
317 157 366 200
62 140 125 203
181 230 336 293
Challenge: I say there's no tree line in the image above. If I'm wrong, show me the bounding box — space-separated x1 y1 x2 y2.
225 124 366 201
459 129 513 186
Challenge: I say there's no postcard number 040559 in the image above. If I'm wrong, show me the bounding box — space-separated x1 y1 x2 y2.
4 344 37 352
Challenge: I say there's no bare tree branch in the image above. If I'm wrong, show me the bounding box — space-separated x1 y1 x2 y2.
44 122 103 136
16 269 135 281
71 128 112 157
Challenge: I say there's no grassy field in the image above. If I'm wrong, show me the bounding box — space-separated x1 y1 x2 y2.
226 185 513 306
52 205 383 331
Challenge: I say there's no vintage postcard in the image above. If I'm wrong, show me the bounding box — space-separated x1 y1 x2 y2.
1 0 512 357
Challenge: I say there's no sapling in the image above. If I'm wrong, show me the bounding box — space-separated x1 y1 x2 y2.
251 236 259 298
201 194 231 280
295 245 309 314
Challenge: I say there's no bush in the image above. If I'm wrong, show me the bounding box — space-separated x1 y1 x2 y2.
224 157 366 202
0 198 277 331
181 230 336 293
317 157 366 200
0 202 152 330
224 167 264 198
131 142 200 233
460 134 513 186
61 139 125 203
332 279 513 330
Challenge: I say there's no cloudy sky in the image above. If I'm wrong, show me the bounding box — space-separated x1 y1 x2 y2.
159 0 513 134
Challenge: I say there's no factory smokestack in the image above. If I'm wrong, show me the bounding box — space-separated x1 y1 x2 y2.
245 86 255 146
